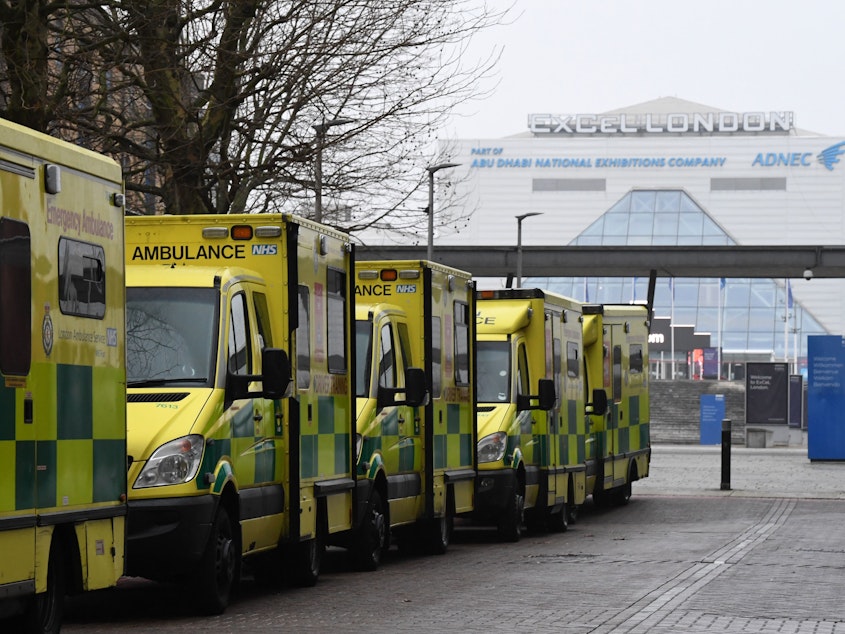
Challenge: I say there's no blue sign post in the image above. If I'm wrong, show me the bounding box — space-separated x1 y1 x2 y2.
700 394 725 445
807 335 845 460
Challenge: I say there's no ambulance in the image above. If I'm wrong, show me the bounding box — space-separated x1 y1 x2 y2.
474 288 588 541
0 118 126 633
123 214 356 614
352 260 476 567
582 303 651 505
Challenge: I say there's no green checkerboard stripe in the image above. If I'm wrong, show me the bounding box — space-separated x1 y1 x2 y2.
433 403 473 470
301 395 350 479
1 363 126 512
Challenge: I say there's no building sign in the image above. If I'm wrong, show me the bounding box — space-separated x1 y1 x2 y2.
746 362 788 425
528 111 794 136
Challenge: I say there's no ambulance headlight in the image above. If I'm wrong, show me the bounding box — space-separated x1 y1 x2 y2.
134 435 204 488
477 432 507 464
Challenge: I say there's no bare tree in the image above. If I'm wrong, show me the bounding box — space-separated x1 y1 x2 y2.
0 1 505 238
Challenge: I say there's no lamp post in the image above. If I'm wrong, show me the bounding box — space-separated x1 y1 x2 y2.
426 162 460 261
515 212 543 288
312 117 355 224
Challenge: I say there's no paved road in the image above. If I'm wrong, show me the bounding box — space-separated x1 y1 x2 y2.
62 445 845 633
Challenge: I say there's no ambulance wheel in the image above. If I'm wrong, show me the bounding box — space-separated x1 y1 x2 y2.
196 505 237 615
616 481 633 505
292 534 324 587
497 485 524 542
425 504 453 555
548 502 569 533
23 535 66 634
352 490 387 571
567 503 579 525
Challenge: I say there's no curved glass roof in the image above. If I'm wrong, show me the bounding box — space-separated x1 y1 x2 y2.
531 190 827 362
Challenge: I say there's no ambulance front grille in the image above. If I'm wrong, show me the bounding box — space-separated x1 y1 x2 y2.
127 392 189 403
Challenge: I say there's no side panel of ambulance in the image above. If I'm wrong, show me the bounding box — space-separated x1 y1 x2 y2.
124 214 355 614
351 260 476 567
0 118 126 633
474 289 587 542
582 304 650 506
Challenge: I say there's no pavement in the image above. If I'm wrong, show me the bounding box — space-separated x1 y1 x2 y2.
638 442 845 499
61 443 845 634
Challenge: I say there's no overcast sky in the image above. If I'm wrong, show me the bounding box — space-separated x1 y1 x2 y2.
445 0 845 139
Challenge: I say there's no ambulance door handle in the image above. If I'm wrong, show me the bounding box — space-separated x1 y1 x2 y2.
254 411 263 422
397 415 405 423
24 397 33 424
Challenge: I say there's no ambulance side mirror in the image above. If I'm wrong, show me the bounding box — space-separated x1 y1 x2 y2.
261 348 292 399
586 388 608 417
377 366 429 410
403 367 429 408
516 378 556 412
227 347 291 401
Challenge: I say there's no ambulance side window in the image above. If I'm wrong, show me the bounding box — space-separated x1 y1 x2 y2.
0 218 31 376
397 322 412 378
630 344 643 374
58 237 106 319
431 316 442 398
612 344 622 402
454 301 470 387
297 285 310 389
566 341 579 378
516 342 529 397
378 324 396 388
326 268 347 374
228 292 251 375
253 292 272 349
553 337 562 397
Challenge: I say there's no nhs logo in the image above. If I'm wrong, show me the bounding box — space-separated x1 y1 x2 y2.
252 244 278 256
396 284 416 293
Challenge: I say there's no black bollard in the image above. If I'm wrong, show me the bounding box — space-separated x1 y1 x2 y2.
720 418 731 491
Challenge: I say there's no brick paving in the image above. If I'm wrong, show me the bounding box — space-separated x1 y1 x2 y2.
63 444 845 633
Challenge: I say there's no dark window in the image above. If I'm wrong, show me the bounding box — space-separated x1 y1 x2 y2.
228 292 251 375
612 345 622 402
454 301 470 386
378 324 395 389
297 285 310 389
0 218 31 376
431 316 442 398
58 237 106 319
326 268 347 374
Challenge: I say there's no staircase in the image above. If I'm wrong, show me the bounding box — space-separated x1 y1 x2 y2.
648 380 746 445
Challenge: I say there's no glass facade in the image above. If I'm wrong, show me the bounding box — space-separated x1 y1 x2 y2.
532 190 827 375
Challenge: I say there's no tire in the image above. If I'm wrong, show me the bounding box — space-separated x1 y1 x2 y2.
352 490 387 571
291 534 324 588
617 480 633 505
196 505 238 615
23 535 66 634
566 503 579 525
424 507 453 556
548 501 569 533
497 485 524 542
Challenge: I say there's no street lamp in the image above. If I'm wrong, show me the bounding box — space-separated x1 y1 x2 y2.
312 117 355 224
515 212 543 288
426 162 461 261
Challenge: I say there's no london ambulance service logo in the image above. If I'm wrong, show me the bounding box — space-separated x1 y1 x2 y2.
42 304 54 356
817 142 845 170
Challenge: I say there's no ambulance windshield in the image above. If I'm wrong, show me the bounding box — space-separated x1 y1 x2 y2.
126 287 218 387
476 340 511 403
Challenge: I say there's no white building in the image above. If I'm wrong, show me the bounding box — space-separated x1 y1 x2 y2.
436 97 845 374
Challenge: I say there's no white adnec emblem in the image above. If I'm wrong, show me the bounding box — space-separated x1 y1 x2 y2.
42 304 54 356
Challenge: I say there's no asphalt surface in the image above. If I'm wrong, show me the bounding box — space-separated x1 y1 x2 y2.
59 443 845 633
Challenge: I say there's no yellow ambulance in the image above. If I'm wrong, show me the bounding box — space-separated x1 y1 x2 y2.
474 288 587 541
0 118 126 633
124 214 356 614
582 303 651 505
352 260 476 567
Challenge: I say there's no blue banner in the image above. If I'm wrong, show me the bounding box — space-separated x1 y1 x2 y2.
807 335 845 460
700 394 725 445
